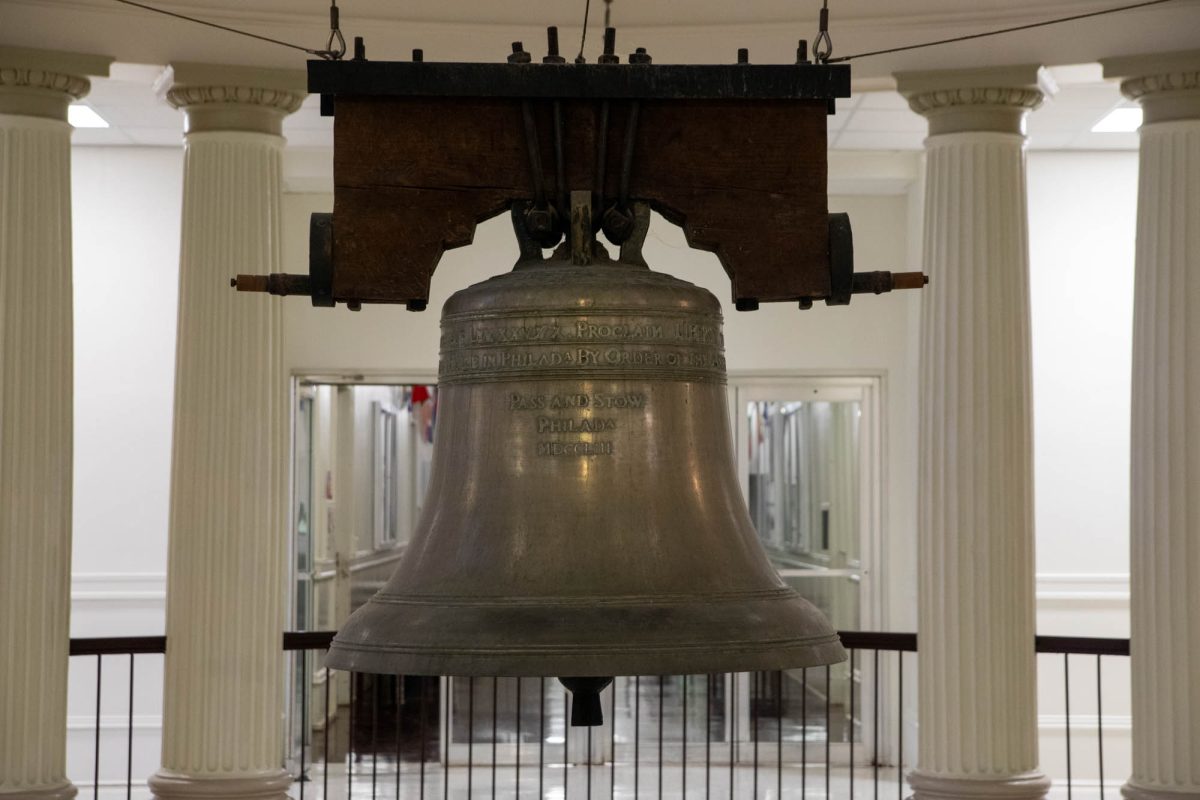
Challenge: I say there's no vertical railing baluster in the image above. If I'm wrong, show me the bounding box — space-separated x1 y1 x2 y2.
564 689 570 800
324 665 331 800
752 672 759 800
396 676 403 800
776 671 783 800
824 664 831 800
467 676 474 798
539 677 546 800
897 654 904 800
298 654 307 800
658 676 665 800
491 677 498 800
850 650 856 800
444 677 451 800
419 677 427 800
683 674 688 800
1096 656 1105 800
94 655 102 800
635 676 641 800
1064 654 1073 800
873 649 880 800
706 674 712 800
587 722 593 799
516 678 522 800
127 654 135 800
372 676 380 799
802 667 808 800
729 673 735 800
349 673 356 798
610 681 617 800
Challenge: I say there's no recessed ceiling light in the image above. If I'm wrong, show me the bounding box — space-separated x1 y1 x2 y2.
68 105 109 129
1092 107 1142 133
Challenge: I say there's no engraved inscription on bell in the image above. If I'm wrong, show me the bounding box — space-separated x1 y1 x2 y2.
439 305 727 385
509 393 647 410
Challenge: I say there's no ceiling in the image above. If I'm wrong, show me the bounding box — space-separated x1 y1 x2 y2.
4 0 1197 78
5 0 1186 152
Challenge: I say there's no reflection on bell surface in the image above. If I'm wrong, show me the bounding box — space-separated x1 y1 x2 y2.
325 211 847 721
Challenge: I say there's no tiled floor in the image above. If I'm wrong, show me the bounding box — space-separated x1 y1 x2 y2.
290 762 905 800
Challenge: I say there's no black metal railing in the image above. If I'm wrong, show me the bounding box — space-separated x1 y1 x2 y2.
67 631 1129 800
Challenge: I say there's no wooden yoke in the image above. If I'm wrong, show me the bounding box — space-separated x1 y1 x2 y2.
233 48 925 311
330 93 831 307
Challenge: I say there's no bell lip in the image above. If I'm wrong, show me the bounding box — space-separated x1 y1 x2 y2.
323 635 847 677
324 585 847 677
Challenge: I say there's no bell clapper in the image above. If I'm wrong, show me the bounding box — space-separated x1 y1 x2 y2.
558 676 615 726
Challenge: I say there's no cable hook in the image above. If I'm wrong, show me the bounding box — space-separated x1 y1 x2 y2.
320 0 347 60
813 0 833 63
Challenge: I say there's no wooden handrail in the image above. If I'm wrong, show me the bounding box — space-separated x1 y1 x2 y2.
66 630 1130 657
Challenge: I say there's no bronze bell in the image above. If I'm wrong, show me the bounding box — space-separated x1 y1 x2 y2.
325 205 846 723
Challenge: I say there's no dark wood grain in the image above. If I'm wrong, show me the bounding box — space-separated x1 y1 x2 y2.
330 96 831 306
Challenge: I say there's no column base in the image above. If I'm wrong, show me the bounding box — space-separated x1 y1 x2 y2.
148 770 291 800
1123 781 1200 800
0 781 78 800
909 770 1050 800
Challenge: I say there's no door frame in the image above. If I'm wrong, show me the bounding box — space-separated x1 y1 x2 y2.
729 372 887 765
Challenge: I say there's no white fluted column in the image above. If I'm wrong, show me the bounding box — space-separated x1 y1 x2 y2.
1101 50 1200 800
148 64 304 800
0 47 110 800
896 66 1054 800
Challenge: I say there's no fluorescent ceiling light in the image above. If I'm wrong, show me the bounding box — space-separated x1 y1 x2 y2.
68 105 109 128
1092 107 1142 133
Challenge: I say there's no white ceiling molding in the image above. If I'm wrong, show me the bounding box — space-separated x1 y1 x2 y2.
13 0 1181 152
8 0 1192 32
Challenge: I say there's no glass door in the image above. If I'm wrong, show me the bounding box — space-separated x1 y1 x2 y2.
734 377 883 765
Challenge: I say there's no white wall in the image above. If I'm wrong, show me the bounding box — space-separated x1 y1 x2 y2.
1026 150 1138 793
1028 150 1138 637
70 146 181 631
69 146 182 797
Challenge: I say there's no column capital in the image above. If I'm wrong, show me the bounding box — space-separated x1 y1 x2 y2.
0 46 111 121
1102 49 1200 124
156 62 307 136
895 64 1055 136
